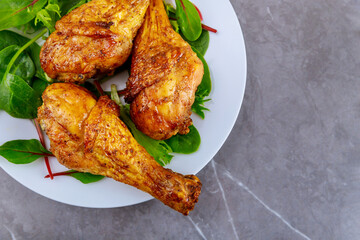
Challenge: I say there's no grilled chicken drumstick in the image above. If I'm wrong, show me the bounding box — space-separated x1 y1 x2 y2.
40 0 149 83
37 83 202 215
125 0 204 140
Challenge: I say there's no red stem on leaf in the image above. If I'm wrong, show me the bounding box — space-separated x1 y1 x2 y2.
202 23 218 33
169 16 217 34
179 0 186 9
193 3 203 21
45 170 79 179
12 0 39 16
19 151 54 157
179 0 192 27
34 119 54 180
94 80 105 96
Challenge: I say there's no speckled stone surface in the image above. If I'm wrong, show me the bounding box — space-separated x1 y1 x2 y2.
1 0 360 239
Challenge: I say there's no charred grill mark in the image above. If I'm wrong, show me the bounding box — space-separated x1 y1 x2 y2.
95 21 114 29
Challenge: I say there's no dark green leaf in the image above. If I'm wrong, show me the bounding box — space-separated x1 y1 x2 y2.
191 48 211 118
0 72 42 118
0 45 35 84
175 0 202 41
0 0 48 31
184 30 209 56
0 30 47 81
69 171 105 184
165 125 201 154
193 47 211 97
0 31 31 50
0 139 51 164
32 78 50 99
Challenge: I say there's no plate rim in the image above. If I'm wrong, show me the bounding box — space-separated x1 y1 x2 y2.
0 0 247 209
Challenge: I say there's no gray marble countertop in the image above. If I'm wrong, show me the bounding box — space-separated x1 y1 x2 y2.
1 0 360 239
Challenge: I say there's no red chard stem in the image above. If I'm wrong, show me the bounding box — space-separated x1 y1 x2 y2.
34 119 54 180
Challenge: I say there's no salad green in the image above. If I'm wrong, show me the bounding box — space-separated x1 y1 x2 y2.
175 0 202 41
0 139 52 164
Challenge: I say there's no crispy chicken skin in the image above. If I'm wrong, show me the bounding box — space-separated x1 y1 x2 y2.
125 0 204 140
37 83 202 215
40 0 149 83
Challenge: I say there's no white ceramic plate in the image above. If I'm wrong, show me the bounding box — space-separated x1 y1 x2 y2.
0 0 246 208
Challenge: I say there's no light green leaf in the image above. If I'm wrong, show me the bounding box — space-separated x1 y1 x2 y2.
175 0 202 41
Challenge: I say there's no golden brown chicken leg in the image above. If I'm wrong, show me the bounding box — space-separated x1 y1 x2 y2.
40 0 149 83
125 0 204 140
37 83 201 215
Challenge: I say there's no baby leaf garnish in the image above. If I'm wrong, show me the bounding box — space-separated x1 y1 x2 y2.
34 1 61 33
175 0 202 41
183 30 209 56
0 139 52 164
165 125 201 154
191 96 210 119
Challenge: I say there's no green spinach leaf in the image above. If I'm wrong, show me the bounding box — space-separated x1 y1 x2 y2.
193 47 211 97
0 0 48 31
175 0 202 41
32 78 50 98
0 45 35 85
0 139 52 164
0 72 42 118
67 171 105 184
185 30 209 56
191 47 211 118
165 125 201 154
0 30 47 81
